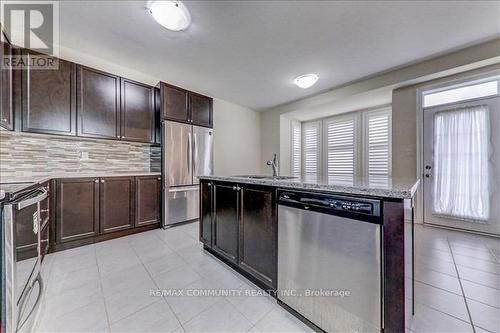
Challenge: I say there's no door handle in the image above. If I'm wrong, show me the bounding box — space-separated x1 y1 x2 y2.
188 131 193 175
16 188 48 210
193 132 198 174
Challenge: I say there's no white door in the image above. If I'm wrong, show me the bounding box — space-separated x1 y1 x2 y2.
423 96 500 236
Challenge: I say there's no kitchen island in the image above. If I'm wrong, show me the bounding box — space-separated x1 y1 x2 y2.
198 175 419 333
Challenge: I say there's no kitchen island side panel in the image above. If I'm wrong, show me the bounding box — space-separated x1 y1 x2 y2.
383 199 410 333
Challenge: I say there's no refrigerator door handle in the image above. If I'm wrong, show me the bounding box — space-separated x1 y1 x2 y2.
188 130 193 180
193 131 198 179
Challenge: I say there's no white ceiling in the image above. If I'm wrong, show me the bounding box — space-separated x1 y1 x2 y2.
58 1 500 111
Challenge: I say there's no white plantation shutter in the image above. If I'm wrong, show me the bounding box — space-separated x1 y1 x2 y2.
291 121 302 176
325 116 356 182
302 121 321 178
365 110 391 182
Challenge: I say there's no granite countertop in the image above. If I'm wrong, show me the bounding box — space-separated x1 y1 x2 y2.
199 175 420 199
0 172 161 199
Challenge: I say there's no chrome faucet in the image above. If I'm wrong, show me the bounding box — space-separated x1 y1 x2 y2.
266 153 279 177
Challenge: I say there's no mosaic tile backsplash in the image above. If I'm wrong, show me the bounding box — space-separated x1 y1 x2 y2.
0 131 161 181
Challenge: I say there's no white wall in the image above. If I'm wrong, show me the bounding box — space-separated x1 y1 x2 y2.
213 99 262 175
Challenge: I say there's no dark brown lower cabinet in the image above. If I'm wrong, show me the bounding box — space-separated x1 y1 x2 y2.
199 180 213 247
135 176 161 226
239 185 277 288
213 183 239 264
56 178 100 243
203 181 277 289
100 177 135 233
55 175 159 247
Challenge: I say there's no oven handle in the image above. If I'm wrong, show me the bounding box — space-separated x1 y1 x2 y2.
16 188 48 210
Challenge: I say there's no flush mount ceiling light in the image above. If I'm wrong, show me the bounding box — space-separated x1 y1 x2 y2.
149 0 191 32
294 74 319 89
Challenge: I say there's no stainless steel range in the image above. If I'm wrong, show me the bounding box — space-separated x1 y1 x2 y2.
1 183 49 333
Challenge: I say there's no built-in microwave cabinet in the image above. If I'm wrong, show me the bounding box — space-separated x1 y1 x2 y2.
160 82 213 128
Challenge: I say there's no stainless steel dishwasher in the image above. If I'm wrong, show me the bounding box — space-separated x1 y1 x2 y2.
277 190 382 333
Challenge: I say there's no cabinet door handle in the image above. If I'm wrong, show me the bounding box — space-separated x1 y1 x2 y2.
232 186 237 190
207 183 212 187
94 179 99 183
157 177 161 181
236 186 242 191
101 179 105 183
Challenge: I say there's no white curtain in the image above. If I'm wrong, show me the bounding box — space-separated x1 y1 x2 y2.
433 105 490 222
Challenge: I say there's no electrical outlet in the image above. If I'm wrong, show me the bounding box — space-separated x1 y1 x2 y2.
80 151 89 160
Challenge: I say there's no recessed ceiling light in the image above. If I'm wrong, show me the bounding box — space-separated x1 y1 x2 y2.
294 74 319 89
149 0 191 32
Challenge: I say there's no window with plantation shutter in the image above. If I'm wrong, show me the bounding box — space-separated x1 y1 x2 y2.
325 116 356 183
365 110 391 183
296 107 391 183
302 121 321 179
291 121 302 176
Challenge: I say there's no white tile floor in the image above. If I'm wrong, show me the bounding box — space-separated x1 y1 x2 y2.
35 222 500 333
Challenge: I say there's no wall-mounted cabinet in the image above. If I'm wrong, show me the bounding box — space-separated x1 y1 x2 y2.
10 50 158 143
190 92 212 127
121 79 156 143
160 82 213 128
21 51 77 135
0 37 13 130
77 66 121 139
161 83 189 123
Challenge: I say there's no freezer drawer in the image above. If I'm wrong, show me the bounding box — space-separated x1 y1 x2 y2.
166 186 199 225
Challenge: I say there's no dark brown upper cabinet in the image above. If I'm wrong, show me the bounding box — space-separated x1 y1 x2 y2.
190 92 212 128
121 78 155 143
160 82 213 128
135 176 161 226
161 82 189 123
56 178 100 243
77 66 120 139
0 38 13 131
100 177 135 234
21 50 77 135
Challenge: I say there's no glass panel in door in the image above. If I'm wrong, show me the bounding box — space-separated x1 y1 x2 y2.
423 96 500 235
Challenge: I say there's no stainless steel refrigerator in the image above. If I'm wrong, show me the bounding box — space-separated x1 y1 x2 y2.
162 121 213 227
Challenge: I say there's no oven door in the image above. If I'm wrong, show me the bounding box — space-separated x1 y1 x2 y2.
3 187 47 333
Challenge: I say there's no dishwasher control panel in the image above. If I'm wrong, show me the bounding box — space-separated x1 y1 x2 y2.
278 190 381 217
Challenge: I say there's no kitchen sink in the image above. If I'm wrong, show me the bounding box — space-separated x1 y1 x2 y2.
234 175 298 180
